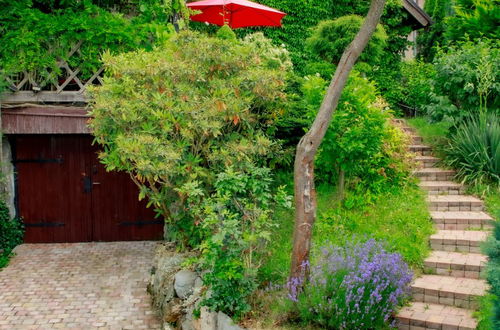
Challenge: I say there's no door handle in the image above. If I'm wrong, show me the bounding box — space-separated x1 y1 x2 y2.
92 182 101 185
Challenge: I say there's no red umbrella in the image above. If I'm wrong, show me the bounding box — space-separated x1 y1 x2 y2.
187 0 286 29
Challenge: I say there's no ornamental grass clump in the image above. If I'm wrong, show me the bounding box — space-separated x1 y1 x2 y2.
289 239 413 329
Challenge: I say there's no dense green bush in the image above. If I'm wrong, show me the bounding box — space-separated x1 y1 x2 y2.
426 39 500 122
306 15 387 66
90 30 291 247
198 166 290 317
0 201 23 268
417 0 453 62
0 0 185 81
445 0 500 43
446 112 500 185
298 71 412 201
397 60 436 115
483 216 500 329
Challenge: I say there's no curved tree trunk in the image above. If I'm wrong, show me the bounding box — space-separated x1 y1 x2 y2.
290 0 387 282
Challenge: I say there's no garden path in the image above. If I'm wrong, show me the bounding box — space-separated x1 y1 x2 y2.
395 120 492 330
0 241 161 329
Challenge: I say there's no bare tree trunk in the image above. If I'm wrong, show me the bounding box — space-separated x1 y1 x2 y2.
290 0 387 281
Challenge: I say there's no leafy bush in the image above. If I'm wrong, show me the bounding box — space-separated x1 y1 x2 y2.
306 15 387 66
0 201 23 268
0 0 185 81
446 112 500 184
298 72 412 198
483 215 500 329
426 39 500 122
289 239 413 329
90 30 291 247
445 0 500 43
198 166 290 318
417 0 454 62
398 60 436 116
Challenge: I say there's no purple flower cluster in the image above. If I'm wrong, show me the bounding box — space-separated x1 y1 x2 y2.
291 239 413 329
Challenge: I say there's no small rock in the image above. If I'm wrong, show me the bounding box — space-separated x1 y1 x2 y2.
174 270 198 299
217 312 245 330
200 307 217 330
194 276 203 289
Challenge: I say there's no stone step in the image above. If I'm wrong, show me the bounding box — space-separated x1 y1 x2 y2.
427 195 484 212
396 302 477 330
402 126 416 133
415 168 455 181
424 251 488 279
411 274 488 309
412 135 423 144
415 155 439 168
431 211 494 230
409 144 432 156
430 230 489 253
420 181 465 195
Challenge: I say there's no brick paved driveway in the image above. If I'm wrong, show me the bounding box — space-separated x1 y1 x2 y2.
0 241 161 329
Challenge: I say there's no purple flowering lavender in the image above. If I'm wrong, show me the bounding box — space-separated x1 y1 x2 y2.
291 239 413 329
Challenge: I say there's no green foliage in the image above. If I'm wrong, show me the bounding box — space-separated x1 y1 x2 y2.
0 201 24 268
446 113 500 185
258 180 433 286
483 214 500 329
216 25 237 41
89 30 291 247
397 61 436 115
306 15 387 66
426 39 500 122
299 72 412 198
190 0 414 76
198 166 291 318
0 0 185 81
417 0 454 62
445 0 500 43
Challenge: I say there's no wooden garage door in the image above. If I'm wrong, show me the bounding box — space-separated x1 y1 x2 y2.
12 135 163 243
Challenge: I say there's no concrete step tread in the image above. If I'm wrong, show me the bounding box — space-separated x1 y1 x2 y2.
425 251 487 269
397 302 477 330
412 274 488 296
416 168 456 174
431 230 489 243
410 144 432 149
427 195 483 203
420 181 463 188
431 211 493 221
415 155 439 161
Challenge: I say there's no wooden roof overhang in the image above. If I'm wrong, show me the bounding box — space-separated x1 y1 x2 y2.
403 0 433 29
1 106 90 134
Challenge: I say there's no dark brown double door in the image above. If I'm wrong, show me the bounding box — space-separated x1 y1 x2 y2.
12 135 163 243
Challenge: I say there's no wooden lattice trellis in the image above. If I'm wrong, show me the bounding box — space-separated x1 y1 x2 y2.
2 41 104 104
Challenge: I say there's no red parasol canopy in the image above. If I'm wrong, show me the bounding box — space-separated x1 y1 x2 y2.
187 0 286 29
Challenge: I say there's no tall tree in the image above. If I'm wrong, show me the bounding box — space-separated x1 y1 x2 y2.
289 0 387 281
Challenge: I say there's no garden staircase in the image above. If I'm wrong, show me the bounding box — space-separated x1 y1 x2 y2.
395 119 492 330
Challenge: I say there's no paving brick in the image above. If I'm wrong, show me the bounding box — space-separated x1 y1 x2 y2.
0 242 161 329
427 195 484 212
430 211 493 230
397 302 477 330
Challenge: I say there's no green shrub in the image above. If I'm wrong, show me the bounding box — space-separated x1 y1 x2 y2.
0 1 185 82
445 0 500 43
299 71 412 199
417 0 454 62
0 201 23 268
426 39 500 122
483 215 500 329
90 30 291 247
306 15 387 66
446 112 500 185
398 61 436 115
198 166 291 318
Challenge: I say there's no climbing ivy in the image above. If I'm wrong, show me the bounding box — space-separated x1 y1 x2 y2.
0 0 187 82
